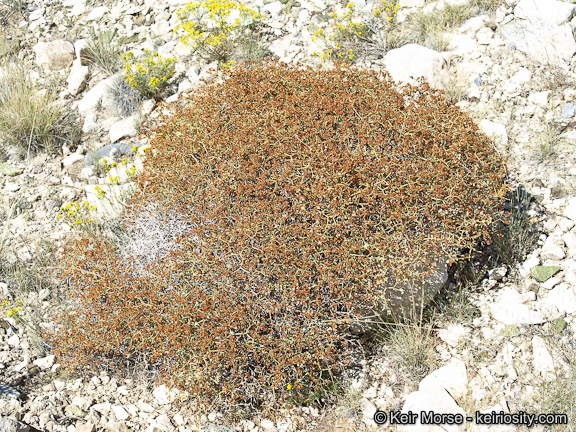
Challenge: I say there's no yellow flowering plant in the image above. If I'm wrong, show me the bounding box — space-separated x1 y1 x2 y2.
311 0 400 63
2 297 55 355
58 157 138 236
1 298 33 337
58 200 98 233
174 0 262 66
1 298 23 319
122 50 177 97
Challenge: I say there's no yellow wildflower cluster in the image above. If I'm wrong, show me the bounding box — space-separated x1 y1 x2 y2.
220 59 236 70
58 156 137 229
311 0 400 62
122 50 176 97
94 156 139 198
95 185 107 199
100 157 138 180
58 200 96 226
1 298 23 319
175 0 261 66
374 0 400 20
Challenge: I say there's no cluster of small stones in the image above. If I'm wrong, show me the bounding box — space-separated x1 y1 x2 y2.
2 0 576 430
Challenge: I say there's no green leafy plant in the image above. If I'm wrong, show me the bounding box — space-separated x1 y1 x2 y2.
175 0 262 65
53 59 507 419
122 50 176 98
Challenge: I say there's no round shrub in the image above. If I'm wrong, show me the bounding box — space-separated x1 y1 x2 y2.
106 75 140 118
53 59 507 416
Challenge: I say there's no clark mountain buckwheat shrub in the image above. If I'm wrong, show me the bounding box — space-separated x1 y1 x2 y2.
53 59 508 418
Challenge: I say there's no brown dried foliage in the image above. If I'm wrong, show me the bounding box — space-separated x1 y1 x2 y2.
52 59 507 415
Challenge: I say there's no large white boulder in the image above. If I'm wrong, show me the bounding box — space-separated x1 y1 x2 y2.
419 359 468 399
109 115 140 143
514 0 576 26
384 44 449 89
490 287 546 326
77 74 122 115
500 16 576 66
67 66 90 95
33 39 74 71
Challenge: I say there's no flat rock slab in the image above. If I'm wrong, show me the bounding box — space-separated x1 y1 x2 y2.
0 163 24 177
490 287 546 325
500 20 576 66
0 384 22 399
532 265 561 282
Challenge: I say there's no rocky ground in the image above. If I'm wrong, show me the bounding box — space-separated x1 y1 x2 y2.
1 0 576 430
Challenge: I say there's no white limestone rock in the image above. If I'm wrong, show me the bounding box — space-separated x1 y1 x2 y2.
269 35 294 59
152 385 180 405
539 283 576 315
33 39 74 71
510 67 532 84
112 405 130 421
490 287 546 325
398 388 465 432
514 0 576 26
152 414 174 432
69 0 87 15
527 90 550 106
541 237 565 260
384 44 449 89
532 336 566 378
109 115 140 143
359 398 377 423
86 6 109 21
564 197 576 221
74 39 90 63
67 66 89 95
419 358 468 399
62 152 85 168
479 120 508 146
447 34 478 55
78 74 122 115
32 355 55 370
438 324 471 348
500 20 576 66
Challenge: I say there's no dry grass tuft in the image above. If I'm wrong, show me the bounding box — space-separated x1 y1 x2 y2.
0 61 81 158
84 29 122 76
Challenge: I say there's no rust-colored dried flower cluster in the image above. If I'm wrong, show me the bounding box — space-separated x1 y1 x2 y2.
52 59 507 415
